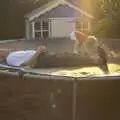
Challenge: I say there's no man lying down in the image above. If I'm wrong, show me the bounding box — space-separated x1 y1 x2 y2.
0 46 47 68
0 44 97 68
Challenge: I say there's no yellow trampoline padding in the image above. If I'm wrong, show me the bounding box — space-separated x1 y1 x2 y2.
52 64 120 77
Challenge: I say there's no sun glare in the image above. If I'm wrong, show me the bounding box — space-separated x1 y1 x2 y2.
77 0 93 14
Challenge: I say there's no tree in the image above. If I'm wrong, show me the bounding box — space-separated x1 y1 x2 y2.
92 0 120 38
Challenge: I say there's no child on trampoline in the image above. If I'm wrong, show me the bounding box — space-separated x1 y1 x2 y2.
0 45 47 67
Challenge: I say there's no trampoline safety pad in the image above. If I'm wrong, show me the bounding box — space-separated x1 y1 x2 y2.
23 63 120 77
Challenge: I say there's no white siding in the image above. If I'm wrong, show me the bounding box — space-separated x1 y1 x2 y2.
51 19 75 37
25 20 31 40
32 21 35 39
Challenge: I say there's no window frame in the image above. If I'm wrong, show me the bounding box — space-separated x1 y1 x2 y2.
33 20 50 39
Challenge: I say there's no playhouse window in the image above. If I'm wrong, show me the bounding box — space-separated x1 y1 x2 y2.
34 20 49 39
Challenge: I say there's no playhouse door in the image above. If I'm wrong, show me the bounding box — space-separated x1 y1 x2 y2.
51 19 75 38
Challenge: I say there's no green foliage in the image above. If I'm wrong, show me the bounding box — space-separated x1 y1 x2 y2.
92 0 120 38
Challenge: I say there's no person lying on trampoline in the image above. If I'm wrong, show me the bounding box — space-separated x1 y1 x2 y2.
0 45 47 67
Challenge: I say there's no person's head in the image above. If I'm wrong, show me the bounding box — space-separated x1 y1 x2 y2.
36 45 47 53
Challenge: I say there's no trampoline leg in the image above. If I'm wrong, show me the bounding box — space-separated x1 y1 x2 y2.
72 79 77 120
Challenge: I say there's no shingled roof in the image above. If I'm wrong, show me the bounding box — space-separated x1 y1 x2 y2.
25 0 94 21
